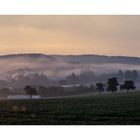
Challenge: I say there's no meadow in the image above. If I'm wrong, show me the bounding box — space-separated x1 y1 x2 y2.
0 92 140 125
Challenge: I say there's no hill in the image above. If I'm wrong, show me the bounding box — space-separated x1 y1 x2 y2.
0 53 140 83
1 53 140 64
53 54 140 64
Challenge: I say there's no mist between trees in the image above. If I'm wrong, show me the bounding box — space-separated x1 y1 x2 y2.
0 70 138 99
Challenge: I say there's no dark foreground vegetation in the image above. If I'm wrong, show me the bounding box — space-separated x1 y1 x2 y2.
0 92 140 125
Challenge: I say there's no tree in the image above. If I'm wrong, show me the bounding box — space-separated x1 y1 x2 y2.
107 77 119 93
121 80 136 92
96 83 104 94
24 85 38 99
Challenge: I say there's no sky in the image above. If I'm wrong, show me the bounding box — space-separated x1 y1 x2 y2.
0 15 140 57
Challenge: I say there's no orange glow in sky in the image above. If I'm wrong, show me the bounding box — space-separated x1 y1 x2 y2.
0 16 140 57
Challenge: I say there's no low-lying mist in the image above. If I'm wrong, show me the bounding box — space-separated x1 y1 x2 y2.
0 54 140 81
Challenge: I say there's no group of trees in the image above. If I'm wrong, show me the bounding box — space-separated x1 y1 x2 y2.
60 70 138 86
116 70 138 82
24 78 136 98
23 73 137 98
24 84 96 98
96 77 136 94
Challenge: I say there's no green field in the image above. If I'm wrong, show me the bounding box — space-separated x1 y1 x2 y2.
0 92 140 125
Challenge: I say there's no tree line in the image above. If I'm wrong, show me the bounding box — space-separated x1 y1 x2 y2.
96 77 136 94
60 70 138 86
24 77 136 98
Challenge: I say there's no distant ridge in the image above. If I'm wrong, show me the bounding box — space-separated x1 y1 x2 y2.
0 53 140 64
0 53 48 58
52 54 140 64
0 53 55 60
0 53 140 58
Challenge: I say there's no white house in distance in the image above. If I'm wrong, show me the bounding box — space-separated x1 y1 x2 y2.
7 95 41 100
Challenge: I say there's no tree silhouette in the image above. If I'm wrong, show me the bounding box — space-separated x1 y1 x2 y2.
121 80 136 92
107 77 119 93
96 83 104 94
24 85 38 99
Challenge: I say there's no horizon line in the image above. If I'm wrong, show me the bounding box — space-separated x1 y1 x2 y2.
0 53 139 58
